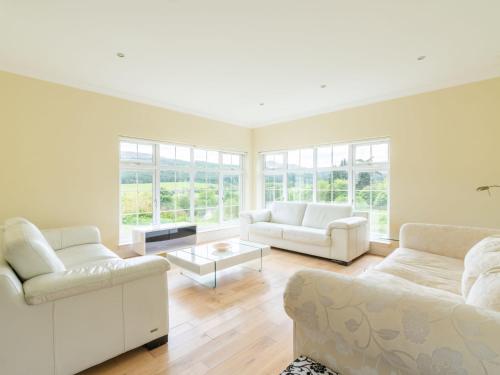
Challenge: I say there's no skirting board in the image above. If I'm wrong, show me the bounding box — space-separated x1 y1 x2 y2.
369 240 398 257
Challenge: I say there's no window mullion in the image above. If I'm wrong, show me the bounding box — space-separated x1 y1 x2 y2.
189 149 195 224
154 144 161 225
284 152 288 201
312 148 317 202
219 165 224 224
348 144 354 206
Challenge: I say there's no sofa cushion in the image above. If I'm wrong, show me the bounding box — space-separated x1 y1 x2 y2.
249 222 285 239
270 202 307 226
3 220 66 281
373 247 464 295
301 203 353 229
56 244 118 268
462 236 500 298
360 269 464 303
466 268 500 312
283 226 331 246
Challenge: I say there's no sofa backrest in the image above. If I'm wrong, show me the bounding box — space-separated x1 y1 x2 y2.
270 202 308 226
400 223 500 259
302 203 353 229
42 226 101 250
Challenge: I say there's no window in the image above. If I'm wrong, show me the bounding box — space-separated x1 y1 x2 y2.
261 139 390 239
264 174 284 207
222 153 241 169
159 170 190 224
287 149 313 169
120 170 154 227
287 172 313 202
194 171 219 225
317 145 349 168
120 142 153 163
354 171 388 238
317 170 349 204
120 139 245 243
223 175 241 221
264 154 284 170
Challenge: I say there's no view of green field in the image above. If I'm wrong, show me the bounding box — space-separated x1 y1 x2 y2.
121 167 388 240
120 170 240 228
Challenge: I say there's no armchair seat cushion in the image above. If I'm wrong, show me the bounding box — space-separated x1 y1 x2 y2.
23 256 171 305
56 243 118 268
283 226 331 246
373 247 464 295
248 222 286 239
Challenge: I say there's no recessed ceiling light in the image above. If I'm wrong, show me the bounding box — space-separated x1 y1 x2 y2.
259 102 265 106
320 84 327 88
417 55 426 61
116 52 125 58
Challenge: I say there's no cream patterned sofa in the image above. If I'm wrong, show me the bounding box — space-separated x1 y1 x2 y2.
0 218 170 375
284 223 500 375
240 202 369 264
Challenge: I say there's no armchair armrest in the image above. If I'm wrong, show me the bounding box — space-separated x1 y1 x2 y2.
400 223 500 259
42 225 101 250
284 269 500 374
23 256 170 305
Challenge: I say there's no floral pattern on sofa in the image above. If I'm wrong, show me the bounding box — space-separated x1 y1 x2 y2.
284 270 500 375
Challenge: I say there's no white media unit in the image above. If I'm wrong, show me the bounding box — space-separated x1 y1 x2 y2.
132 223 197 256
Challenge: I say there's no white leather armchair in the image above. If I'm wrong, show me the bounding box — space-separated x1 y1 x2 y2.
0 218 170 375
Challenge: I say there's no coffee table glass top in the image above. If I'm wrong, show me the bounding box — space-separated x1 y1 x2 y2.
166 239 270 287
168 239 264 265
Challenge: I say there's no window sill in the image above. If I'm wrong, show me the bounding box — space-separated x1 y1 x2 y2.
197 223 239 233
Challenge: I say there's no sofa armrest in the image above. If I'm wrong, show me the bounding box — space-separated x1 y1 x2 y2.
400 223 500 259
326 216 367 232
240 209 271 224
327 216 369 262
23 256 170 305
240 209 271 240
42 225 101 250
284 269 500 374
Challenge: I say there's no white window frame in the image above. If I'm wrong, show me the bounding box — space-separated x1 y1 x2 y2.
119 138 246 244
260 138 390 239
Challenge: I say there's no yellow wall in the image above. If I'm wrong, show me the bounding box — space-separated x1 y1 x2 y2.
0 71 252 248
252 78 500 238
2 70 499 248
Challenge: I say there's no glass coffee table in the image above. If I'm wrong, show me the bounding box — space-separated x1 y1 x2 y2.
166 239 271 288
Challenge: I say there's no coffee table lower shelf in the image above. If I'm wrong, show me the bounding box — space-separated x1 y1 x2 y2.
166 240 271 288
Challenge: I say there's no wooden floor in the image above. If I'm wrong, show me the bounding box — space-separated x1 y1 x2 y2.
80 248 382 375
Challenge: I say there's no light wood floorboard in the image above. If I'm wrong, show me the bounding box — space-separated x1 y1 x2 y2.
80 248 383 375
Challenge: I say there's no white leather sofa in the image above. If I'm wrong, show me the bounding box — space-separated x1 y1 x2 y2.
0 218 170 375
240 202 369 264
284 223 500 375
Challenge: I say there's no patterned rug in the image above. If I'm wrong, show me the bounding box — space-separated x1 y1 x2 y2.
280 356 340 375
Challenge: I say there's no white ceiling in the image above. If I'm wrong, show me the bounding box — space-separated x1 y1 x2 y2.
1 0 499 127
